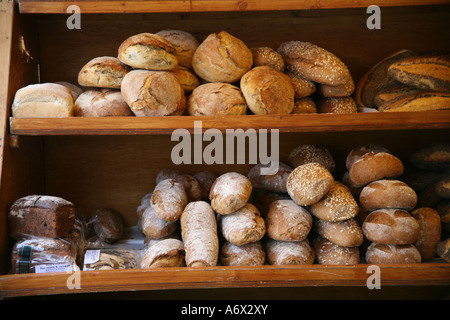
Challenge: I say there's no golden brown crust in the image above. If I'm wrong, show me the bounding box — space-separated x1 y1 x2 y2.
78 56 131 88
286 71 316 98
247 162 292 193
317 96 358 114
313 237 360 265
291 97 317 114
250 47 285 72
314 218 364 247
411 207 442 261
359 179 417 211
156 29 199 69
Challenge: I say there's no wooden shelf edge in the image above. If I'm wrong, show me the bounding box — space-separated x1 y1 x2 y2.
8 111 450 136
1 263 449 298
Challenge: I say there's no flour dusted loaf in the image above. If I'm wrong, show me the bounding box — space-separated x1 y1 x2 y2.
156 168 202 202
240 66 295 114
118 32 178 70
140 205 178 239
151 178 188 222
121 69 186 117
314 217 363 247
250 47 285 72
219 203 266 246
220 241 266 266
180 201 219 267
365 243 421 264
78 56 131 88
140 238 185 268
266 239 315 265
12 83 74 118
287 162 334 206
248 162 292 193
411 207 442 261
9 195 75 239
210 172 252 215
74 89 133 117
192 31 253 83
156 29 199 69
89 208 124 244
313 237 360 265
345 144 391 171
359 179 417 211
288 144 335 172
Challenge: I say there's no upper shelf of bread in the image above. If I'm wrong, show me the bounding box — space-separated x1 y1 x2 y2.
17 0 450 14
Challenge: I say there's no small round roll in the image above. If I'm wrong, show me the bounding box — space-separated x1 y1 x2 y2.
240 66 295 115
171 66 201 92
365 243 422 264
180 201 219 267
220 241 266 266
288 144 335 172
74 89 133 117
140 238 185 268
313 237 360 265
266 239 315 265
362 208 420 245
151 179 188 222
291 97 317 114
314 217 364 247
287 162 334 206
209 172 252 215
265 199 312 241
359 179 417 211
140 205 178 239
78 56 131 88
247 162 292 193
155 29 199 69
250 47 285 72
411 207 442 261
219 203 266 246
316 96 357 114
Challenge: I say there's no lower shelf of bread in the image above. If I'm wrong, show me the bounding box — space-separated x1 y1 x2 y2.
1 263 449 298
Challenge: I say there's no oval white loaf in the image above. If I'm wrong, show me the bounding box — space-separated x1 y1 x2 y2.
220 241 266 266
365 243 422 264
266 239 315 265
151 179 188 222
209 172 252 215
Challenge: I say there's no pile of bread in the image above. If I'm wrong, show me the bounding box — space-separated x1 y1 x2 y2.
11 29 364 118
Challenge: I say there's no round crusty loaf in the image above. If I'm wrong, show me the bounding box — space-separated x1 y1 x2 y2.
156 168 202 202
348 152 404 188
286 71 316 99
140 205 178 239
78 56 131 88
55 81 83 101
187 82 247 116
247 162 292 193
362 208 420 245
316 96 357 114
408 143 450 172
220 241 266 266
156 29 199 69
291 97 317 114
345 144 391 171
287 162 334 206
314 217 364 247
12 83 74 118
365 242 422 264
411 207 442 261
140 238 185 268
240 66 295 115
151 179 188 222
118 32 178 70
313 237 360 265
74 89 133 117
193 171 217 201
308 181 359 222
192 31 253 83
180 201 219 267
209 172 252 215
121 69 186 117
219 203 266 246
277 40 351 86
250 47 285 72
171 66 201 92
266 239 315 265
359 179 417 211
288 144 335 172
265 199 312 241
317 76 355 97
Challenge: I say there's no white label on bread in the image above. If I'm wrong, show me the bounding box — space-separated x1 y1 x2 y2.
84 249 101 264
35 263 73 273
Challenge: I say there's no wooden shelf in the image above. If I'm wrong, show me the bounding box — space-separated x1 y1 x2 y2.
18 0 450 14
1 263 449 298
9 111 450 136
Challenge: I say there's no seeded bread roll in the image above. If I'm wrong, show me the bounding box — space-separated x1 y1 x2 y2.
286 71 316 98
345 144 391 171
192 31 253 83
156 168 202 202
220 241 266 266
55 81 83 101
140 238 185 268
171 66 201 92
121 69 186 117
8 195 76 239
265 199 312 241
317 76 355 97
151 179 188 222
362 208 420 245
180 201 219 267
219 203 265 246
12 83 74 118
193 171 217 201
250 47 285 72
90 208 124 244
288 144 335 172
313 237 360 265
287 162 334 206
411 207 442 261
156 29 199 69
187 83 247 116
365 243 421 264
248 162 292 193
266 239 315 265
278 40 351 86
118 32 178 70
309 181 359 222
348 152 404 188
291 97 317 114
240 66 295 115
78 56 131 88
209 172 252 215
317 96 358 114
74 89 133 117
359 179 417 211
409 143 450 172
140 205 178 239
314 217 364 247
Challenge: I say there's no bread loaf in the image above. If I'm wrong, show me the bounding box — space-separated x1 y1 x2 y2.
435 177 450 199
373 85 419 110
74 89 133 117
314 217 364 247
291 97 317 114
192 31 253 83
359 179 417 211
83 249 139 270
209 172 252 215
140 238 185 268
12 83 74 118
436 200 450 232
345 144 391 171
265 199 312 241
317 76 354 97
313 237 360 265
436 238 450 262
250 47 285 72
121 69 186 117
140 205 178 239
316 96 357 114
362 208 420 245
78 56 131 88
151 179 188 222
156 168 202 202
220 241 266 266
247 162 292 193
90 208 124 244
252 190 290 217
286 71 316 98
240 66 295 114
55 81 83 101
379 90 450 112
155 29 199 69
411 207 441 261
180 201 219 267
266 239 315 265
9 195 75 239
118 33 178 70
288 144 335 172
365 243 421 264
193 171 217 201
171 66 201 92
409 143 450 172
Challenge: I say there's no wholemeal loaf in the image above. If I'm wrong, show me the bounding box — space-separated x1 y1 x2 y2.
156 168 202 202
411 207 442 261
155 29 199 69
365 242 422 264
151 179 188 222
252 190 290 217
316 96 358 114
266 239 315 265
74 89 133 117
220 241 265 266
314 217 364 247
140 205 178 239
359 179 417 211
313 237 360 265
78 56 131 88
288 144 335 172
140 238 185 268
248 162 292 193
250 47 285 72
209 172 252 215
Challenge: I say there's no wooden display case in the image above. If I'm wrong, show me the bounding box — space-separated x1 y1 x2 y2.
0 0 449 299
